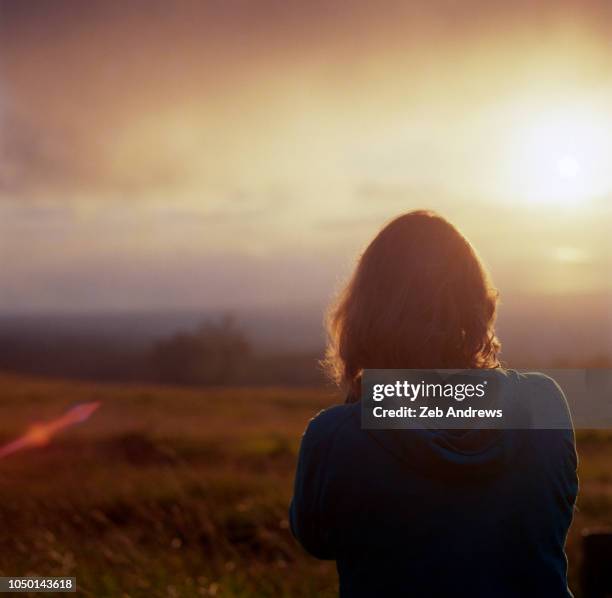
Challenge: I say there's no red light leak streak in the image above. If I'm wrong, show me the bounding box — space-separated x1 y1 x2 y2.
0 402 101 459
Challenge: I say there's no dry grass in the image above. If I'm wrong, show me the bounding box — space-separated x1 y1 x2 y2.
0 373 609 597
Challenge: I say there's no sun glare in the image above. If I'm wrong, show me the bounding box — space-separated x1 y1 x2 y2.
505 101 612 204
556 155 581 180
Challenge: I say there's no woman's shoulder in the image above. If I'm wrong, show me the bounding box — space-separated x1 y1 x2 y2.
512 369 562 388
501 369 573 430
301 402 360 447
495 368 564 395
506 369 566 401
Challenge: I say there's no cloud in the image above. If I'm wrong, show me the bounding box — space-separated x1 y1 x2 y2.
1 0 611 311
3 0 609 204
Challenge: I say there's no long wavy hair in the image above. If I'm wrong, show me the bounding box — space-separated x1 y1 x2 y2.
324 210 501 396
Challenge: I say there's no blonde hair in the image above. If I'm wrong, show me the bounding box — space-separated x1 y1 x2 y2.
324 210 500 395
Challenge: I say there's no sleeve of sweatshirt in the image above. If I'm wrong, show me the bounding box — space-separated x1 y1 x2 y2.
525 372 579 510
289 405 348 560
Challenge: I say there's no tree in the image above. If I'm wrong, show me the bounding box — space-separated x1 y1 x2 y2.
151 316 251 385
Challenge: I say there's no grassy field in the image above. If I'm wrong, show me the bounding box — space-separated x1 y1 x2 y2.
0 373 610 597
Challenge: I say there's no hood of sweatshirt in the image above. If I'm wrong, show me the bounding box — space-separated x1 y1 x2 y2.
365 368 527 480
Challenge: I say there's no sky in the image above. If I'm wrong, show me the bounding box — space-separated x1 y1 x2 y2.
0 0 611 312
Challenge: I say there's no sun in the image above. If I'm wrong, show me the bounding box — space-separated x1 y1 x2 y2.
556 155 581 180
505 101 612 204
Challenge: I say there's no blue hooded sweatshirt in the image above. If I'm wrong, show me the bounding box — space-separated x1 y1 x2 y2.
290 370 578 597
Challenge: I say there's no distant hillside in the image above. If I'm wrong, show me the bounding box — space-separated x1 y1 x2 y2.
0 306 326 353
0 293 610 381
